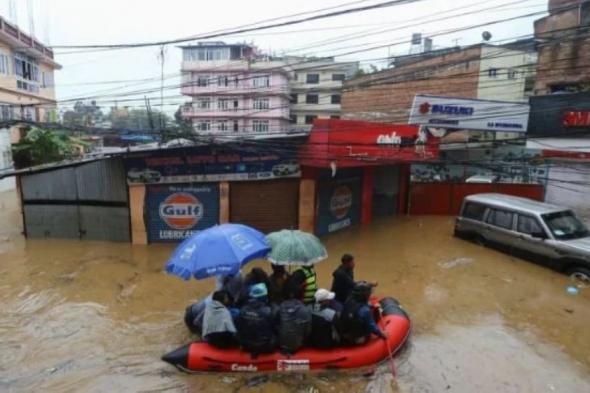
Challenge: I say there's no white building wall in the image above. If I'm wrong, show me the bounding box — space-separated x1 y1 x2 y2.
0 127 15 191
477 46 537 102
545 162 590 223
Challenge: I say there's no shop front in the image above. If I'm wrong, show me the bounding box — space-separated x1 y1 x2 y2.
527 92 590 220
299 119 439 235
124 143 303 244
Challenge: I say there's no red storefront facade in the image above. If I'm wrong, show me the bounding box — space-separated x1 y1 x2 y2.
299 119 439 235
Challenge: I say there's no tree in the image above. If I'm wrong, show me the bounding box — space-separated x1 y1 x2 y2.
62 100 104 127
174 106 193 132
108 107 170 131
11 127 87 168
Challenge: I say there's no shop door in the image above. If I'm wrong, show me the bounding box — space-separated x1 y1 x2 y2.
372 166 399 217
230 179 299 233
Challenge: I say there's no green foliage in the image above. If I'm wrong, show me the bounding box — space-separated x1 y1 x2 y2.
108 107 170 131
62 100 104 127
11 127 86 169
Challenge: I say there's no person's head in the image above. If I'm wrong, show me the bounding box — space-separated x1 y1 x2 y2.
212 290 231 306
351 281 372 303
249 282 268 301
247 267 269 284
271 264 286 276
341 253 355 270
314 288 335 306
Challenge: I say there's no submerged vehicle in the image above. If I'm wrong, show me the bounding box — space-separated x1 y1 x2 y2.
455 193 590 282
162 297 410 373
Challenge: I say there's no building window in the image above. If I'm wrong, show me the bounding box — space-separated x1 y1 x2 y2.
252 120 269 132
217 75 229 87
488 68 499 78
233 121 239 132
0 104 13 120
218 99 239 111
290 94 298 103
507 69 518 79
41 71 54 88
196 120 211 131
253 98 270 110
217 120 228 132
294 73 299 81
330 115 340 119
196 98 211 109
0 54 9 75
306 94 319 104
306 74 319 84
289 115 297 124
252 75 270 87
23 106 36 121
196 75 210 87
184 47 230 62
332 73 345 81
305 115 317 124
331 94 341 104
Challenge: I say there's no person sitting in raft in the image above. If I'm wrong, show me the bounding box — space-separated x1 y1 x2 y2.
202 290 240 349
331 253 377 304
268 264 289 304
184 272 243 334
236 267 271 306
285 264 318 305
278 287 312 354
309 289 341 349
337 282 387 345
236 283 278 356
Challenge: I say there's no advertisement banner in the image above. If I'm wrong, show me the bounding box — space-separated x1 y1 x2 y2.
146 183 219 243
316 177 362 236
408 94 529 132
125 146 300 184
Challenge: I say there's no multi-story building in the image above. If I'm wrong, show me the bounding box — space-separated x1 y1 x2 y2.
283 57 358 131
0 15 61 190
342 41 536 123
533 0 590 94
180 42 290 135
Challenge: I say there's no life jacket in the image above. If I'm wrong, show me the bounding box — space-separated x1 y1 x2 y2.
278 299 311 353
235 300 276 353
337 298 371 341
299 266 317 305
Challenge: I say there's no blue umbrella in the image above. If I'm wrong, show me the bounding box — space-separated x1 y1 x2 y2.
165 223 270 280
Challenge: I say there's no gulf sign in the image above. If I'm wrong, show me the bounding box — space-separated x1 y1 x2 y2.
159 192 204 230
330 185 353 219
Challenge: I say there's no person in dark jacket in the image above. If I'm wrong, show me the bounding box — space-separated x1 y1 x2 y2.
278 290 312 354
235 283 278 356
285 265 317 305
331 254 377 304
202 290 239 349
309 289 340 349
337 282 386 345
268 264 289 304
236 267 271 306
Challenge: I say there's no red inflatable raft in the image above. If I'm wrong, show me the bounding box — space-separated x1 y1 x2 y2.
162 297 410 372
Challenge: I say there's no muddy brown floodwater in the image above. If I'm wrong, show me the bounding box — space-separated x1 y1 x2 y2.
1 188 590 393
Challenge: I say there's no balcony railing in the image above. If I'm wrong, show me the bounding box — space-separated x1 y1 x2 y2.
182 105 289 118
0 16 55 60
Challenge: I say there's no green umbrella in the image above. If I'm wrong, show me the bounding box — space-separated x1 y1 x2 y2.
266 229 328 266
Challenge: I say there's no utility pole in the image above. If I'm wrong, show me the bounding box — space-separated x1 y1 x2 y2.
26 0 35 37
158 45 166 133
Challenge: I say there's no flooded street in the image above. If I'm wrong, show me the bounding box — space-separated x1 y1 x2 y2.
1 187 590 393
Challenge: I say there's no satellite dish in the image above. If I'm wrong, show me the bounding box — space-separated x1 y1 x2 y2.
482 31 492 41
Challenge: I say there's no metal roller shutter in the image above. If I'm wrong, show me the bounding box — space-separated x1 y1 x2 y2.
230 180 299 233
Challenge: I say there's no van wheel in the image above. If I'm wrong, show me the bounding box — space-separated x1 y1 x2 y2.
474 235 487 247
566 266 590 286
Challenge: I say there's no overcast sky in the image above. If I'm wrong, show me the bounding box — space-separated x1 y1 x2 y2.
0 0 547 114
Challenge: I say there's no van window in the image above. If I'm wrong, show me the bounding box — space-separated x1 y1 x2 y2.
462 202 486 221
486 209 514 230
517 215 544 236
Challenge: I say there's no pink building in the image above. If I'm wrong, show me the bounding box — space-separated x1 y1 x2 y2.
180 42 290 135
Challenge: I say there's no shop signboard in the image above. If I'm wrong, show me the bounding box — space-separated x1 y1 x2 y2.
125 146 300 184
409 94 529 132
316 176 362 236
146 183 219 242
